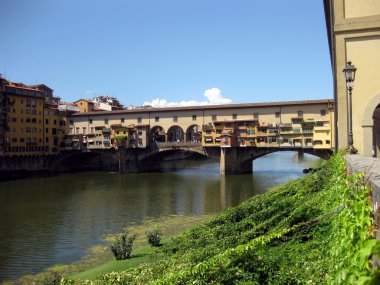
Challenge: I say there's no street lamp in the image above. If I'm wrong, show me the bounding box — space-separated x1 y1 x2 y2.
342 60 357 154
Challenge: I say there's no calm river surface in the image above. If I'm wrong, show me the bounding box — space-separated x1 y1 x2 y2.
0 152 319 282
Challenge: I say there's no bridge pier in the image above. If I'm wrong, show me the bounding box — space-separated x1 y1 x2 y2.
220 147 253 175
119 147 126 173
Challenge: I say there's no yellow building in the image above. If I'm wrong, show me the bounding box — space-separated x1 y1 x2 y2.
44 106 67 153
111 124 131 148
0 78 46 155
324 0 380 157
33 84 68 154
0 77 68 156
74 99 95 113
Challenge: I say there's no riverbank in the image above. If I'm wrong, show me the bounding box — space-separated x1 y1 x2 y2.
54 152 379 284
0 153 318 282
5 215 212 285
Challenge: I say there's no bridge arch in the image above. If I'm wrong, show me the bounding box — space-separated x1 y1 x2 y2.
150 125 166 142
221 147 332 174
167 125 184 142
140 147 207 161
185 124 202 142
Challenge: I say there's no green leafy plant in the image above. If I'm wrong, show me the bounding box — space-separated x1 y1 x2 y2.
110 232 136 260
41 272 61 285
147 227 162 247
328 171 376 285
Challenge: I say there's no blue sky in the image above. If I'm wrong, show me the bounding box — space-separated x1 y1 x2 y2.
0 0 332 107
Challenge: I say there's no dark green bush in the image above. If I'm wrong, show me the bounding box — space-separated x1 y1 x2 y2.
42 272 61 285
110 232 136 260
147 227 162 247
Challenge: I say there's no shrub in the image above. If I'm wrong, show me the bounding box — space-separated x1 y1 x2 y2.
110 232 136 260
41 272 61 285
147 227 162 247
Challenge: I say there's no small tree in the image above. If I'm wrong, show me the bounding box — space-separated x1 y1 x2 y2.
110 232 136 260
147 227 162 247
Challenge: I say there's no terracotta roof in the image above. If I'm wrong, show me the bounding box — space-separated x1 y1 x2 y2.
29 84 53 91
60 102 77 106
3 83 45 93
70 99 334 117
74 99 95 104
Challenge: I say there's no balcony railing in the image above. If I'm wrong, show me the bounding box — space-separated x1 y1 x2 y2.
257 132 267 136
314 126 330 131
155 142 202 148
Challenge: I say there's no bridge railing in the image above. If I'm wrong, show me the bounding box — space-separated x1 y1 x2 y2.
154 142 203 148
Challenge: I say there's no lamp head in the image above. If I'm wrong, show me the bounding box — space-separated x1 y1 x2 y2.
343 61 357 84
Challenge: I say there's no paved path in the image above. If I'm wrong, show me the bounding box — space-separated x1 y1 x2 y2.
345 154 380 189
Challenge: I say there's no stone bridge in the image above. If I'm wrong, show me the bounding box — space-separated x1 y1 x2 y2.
51 142 332 175
38 143 332 175
118 142 332 174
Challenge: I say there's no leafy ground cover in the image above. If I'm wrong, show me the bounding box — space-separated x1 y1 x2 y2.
59 152 380 284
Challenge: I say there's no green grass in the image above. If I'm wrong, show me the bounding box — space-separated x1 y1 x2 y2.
71 245 156 280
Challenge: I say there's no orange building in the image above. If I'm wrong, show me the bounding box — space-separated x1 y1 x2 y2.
74 99 95 113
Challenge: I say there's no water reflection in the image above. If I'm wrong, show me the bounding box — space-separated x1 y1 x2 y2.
0 151 318 281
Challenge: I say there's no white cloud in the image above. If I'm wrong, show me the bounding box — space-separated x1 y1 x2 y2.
85 90 97 97
143 88 231 108
203 88 231 104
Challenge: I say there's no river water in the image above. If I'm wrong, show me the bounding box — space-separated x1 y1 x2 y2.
0 152 319 282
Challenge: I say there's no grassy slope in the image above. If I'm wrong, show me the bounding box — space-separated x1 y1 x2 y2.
62 152 374 284
70 246 155 280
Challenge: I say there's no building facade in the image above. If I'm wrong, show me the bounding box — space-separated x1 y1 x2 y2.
0 77 68 156
67 99 335 151
74 99 95 113
324 0 380 157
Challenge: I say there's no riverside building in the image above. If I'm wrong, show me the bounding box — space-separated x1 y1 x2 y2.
0 77 69 156
324 0 380 157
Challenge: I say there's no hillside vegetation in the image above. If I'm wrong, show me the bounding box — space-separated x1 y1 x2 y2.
61 152 380 284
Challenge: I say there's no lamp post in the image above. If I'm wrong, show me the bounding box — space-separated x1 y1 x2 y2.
342 60 357 154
